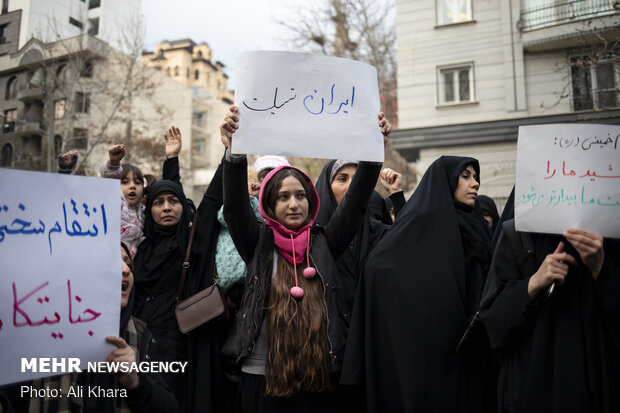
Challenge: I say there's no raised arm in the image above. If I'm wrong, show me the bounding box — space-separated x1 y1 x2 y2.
99 145 125 178
324 112 391 258
380 168 405 217
58 150 78 174
220 106 260 263
162 126 182 186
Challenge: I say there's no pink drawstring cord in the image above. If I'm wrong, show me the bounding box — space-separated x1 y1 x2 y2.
303 227 316 279
290 234 304 298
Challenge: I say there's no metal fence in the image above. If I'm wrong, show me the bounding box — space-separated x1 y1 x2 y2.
519 0 620 31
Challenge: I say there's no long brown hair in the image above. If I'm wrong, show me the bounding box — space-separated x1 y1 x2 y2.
265 253 331 396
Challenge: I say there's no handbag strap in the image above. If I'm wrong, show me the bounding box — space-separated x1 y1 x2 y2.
176 212 219 303
176 212 199 303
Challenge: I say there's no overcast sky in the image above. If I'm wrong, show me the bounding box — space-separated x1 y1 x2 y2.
141 0 306 89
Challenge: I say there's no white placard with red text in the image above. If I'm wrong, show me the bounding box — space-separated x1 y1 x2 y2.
233 50 384 161
0 168 121 385
515 124 620 237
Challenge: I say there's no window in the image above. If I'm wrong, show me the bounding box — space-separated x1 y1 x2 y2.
80 60 93 77
54 135 63 155
87 18 99 35
193 111 206 126
57 65 70 85
88 0 101 9
194 69 199 80
55 99 66 119
186 68 190 79
0 143 12 166
5 76 17 100
69 17 83 30
3 108 16 133
174 66 179 76
0 24 7 44
436 0 472 25
192 139 205 155
75 92 90 113
571 56 619 111
437 64 474 104
166 67 171 76
73 128 88 148
1 1 8 15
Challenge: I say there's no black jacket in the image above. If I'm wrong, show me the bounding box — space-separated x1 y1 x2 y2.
222 156 381 369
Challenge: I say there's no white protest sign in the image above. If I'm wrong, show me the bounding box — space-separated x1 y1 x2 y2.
233 51 384 161
515 124 620 237
0 168 121 385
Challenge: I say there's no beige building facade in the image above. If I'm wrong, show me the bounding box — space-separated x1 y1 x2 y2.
0 34 226 201
142 38 234 198
393 0 620 209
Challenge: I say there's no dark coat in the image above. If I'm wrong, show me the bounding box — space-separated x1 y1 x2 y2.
315 160 404 330
479 220 620 413
133 156 228 413
222 156 381 369
341 156 495 413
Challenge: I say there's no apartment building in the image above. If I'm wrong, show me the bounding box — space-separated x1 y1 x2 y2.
393 0 620 207
0 0 141 55
0 34 229 200
142 39 234 195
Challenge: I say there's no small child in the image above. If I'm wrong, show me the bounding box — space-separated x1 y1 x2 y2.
99 144 146 257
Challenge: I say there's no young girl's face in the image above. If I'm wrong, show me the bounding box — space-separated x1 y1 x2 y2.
274 176 309 230
330 164 357 206
121 171 144 206
453 165 479 206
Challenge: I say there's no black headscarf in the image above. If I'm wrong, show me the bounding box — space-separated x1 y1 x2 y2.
477 194 500 233
341 156 494 413
134 180 193 286
315 159 389 329
490 185 515 251
133 160 230 412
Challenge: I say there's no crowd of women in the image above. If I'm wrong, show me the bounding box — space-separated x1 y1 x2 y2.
1 104 619 413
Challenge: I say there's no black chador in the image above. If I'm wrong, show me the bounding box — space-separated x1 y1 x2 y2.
341 156 494 413
479 222 620 413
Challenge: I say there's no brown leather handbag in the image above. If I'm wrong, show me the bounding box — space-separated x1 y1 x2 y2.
175 212 228 334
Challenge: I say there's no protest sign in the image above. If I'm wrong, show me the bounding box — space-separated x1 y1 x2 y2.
233 50 384 161
0 168 121 385
515 124 620 237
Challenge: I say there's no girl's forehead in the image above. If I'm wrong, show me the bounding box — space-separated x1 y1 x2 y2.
279 175 305 189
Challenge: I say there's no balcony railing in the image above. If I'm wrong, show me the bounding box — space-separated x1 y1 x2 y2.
519 0 620 31
17 86 45 102
15 121 41 136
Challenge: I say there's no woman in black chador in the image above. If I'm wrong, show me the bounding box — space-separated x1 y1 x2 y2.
479 219 620 413
132 140 229 412
341 156 495 413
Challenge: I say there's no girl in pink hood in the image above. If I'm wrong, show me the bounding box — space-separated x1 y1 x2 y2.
219 105 391 412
